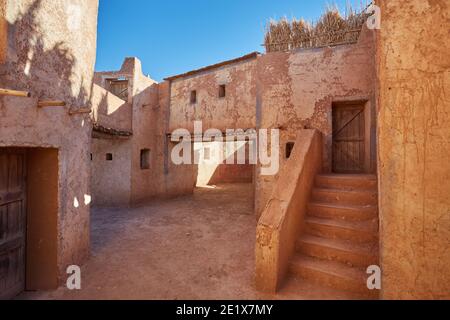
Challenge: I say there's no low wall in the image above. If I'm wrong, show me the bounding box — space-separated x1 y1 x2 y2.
254 26 376 218
255 129 322 292
91 84 131 132
206 164 253 185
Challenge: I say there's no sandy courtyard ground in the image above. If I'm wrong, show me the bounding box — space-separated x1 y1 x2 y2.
19 183 358 300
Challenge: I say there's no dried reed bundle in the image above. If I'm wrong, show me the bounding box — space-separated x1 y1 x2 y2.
314 6 346 46
264 3 369 52
291 19 313 49
265 18 292 52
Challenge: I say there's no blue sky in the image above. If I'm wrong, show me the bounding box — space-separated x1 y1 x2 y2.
95 0 367 81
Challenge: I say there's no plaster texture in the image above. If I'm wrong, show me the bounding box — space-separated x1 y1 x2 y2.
0 0 99 283
376 0 450 299
169 58 257 133
255 27 377 217
256 130 322 292
91 58 158 206
5 0 445 300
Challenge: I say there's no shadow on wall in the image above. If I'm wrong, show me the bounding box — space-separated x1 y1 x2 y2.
0 0 93 109
195 141 254 187
0 0 97 293
92 87 131 131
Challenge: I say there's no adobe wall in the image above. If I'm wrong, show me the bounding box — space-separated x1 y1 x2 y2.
196 141 254 186
136 79 205 198
255 27 376 216
117 77 195 203
90 138 132 206
91 28 376 210
1 0 97 109
0 0 6 63
0 0 98 283
169 58 257 132
256 129 322 292
156 29 375 205
91 84 132 132
159 58 258 193
207 164 253 185
129 61 160 205
90 61 134 207
161 81 198 197
91 58 158 207
376 0 450 299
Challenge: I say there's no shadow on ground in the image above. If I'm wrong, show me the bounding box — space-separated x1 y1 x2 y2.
19 183 362 300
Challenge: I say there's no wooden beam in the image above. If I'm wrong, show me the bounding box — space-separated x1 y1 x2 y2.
68 108 91 115
37 100 66 108
0 88 31 98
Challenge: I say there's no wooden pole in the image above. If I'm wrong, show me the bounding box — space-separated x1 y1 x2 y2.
37 100 66 108
0 88 31 98
69 108 91 115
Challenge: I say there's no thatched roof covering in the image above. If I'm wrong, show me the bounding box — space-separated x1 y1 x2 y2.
264 4 370 52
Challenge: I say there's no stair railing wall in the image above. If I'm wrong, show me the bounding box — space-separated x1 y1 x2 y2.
255 129 322 292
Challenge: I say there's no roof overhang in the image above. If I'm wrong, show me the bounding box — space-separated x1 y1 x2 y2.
92 124 133 139
164 52 260 82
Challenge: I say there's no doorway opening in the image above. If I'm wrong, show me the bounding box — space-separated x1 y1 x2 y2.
0 147 58 299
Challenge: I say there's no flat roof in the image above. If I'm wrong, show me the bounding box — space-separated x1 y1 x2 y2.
93 124 133 138
164 52 260 81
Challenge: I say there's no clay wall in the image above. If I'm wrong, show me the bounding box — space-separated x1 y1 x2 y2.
376 0 450 299
0 0 99 283
255 27 376 216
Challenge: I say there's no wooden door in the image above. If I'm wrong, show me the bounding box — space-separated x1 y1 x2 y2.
0 148 26 299
332 104 365 173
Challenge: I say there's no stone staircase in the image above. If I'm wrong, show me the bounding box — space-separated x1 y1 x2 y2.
286 174 379 299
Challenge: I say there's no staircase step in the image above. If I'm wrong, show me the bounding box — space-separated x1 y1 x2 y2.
289 254 378 297
312 188 377 206
315 174 378 191
280 173 381 299
278 275 372 300
305 216 378 243
296 234 378 268
308 202 377 221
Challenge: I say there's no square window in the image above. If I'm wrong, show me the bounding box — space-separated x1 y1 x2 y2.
219 85 226 98
106 78 129 100
140 149 150 169
286 142 295 159
106 153 113 161
190 90 197 104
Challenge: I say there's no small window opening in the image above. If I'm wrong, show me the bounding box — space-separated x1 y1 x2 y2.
286 142 295 159
190 90 197 104
219 85 226 98
90 153 93 161
106 78 128 100
140 149 150 170
106 153 113 161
